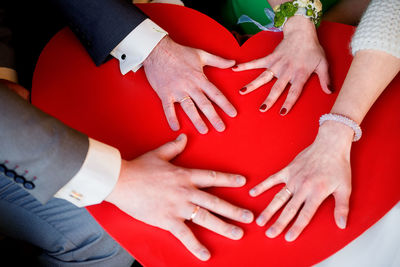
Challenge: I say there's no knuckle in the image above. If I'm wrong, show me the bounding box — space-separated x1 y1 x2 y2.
300 209 313 223
313 180 329 194
198 98 211 108
170 224 188 238
211 90 225 102
176 187 191 198
195 208 208 222
208 195 222 209
163 101 174 109
274 193 287 203
288 87 301 98
222 224 233 236
285 204 298 216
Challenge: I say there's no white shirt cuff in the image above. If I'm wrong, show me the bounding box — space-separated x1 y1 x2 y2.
54 138 121 207
110 18 168 74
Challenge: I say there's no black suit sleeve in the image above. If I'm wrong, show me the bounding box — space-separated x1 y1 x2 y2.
51 0 148 66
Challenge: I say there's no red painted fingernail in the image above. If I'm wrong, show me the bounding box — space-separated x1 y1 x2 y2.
280 108 287 116
260 104 267 111
239 87 247 93
233 65 239 69
328 85 335 93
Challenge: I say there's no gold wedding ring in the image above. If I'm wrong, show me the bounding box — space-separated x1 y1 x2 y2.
179 96 191 103
189 205 200 221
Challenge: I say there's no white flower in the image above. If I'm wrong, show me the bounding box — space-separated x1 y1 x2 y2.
314 0 323 12
294 0 309 8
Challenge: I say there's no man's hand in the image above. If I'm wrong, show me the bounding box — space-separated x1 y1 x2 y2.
105 134 254 261
143 36 237 134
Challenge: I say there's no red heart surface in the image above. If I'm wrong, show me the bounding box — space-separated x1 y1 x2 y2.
32 4 400 267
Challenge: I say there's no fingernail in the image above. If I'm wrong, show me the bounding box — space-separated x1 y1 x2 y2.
242 210 253 222
239 87 247 93
215 121 226 132
259 104 267 112
232 65 239 70
176 133 185 141
231 227 243 239
236 175 246 186
280 107 287 116
285 230 294 242
328 85 335 93
200 250 210 261
249 188 257 197
228 108 237 118
199 126 208 135
266 227 276 238
338 216 347 229
256 215 265 226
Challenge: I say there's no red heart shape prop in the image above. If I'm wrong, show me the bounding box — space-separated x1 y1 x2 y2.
32 4 400 267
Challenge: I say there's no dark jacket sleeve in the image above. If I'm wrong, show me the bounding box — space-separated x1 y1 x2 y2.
51 0 148 66
0 84 89 204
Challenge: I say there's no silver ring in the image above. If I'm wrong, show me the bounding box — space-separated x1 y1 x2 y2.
284 186 293 197
179 96 191 104
189 206 200 221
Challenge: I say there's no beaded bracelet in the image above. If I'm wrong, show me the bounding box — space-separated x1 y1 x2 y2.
319 113 362 142
273 0 323 29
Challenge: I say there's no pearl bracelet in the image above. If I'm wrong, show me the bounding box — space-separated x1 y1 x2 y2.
319 113 362 142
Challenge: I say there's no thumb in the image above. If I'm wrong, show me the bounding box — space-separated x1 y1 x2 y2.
315 58 332 94
333 186 351 229
199 50 236 69
153 133 187 161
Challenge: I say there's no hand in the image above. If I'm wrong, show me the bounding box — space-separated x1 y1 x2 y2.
105 134 253 261
143 36 237 134
233 16 332 115
250 121 353 241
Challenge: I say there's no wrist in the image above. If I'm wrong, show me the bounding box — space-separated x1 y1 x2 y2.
283 15 318 40
143 35 169 68
105 159 129 204
316 121 354 152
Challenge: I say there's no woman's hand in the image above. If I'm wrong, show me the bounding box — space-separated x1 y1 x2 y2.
233 16 332 115
106 134 254 261
250 121 353 241
143 36 237 134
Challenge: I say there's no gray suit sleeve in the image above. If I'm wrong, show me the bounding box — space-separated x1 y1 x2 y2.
0 84 89 204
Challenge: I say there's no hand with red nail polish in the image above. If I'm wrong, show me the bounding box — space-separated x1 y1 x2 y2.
233 16 332 115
